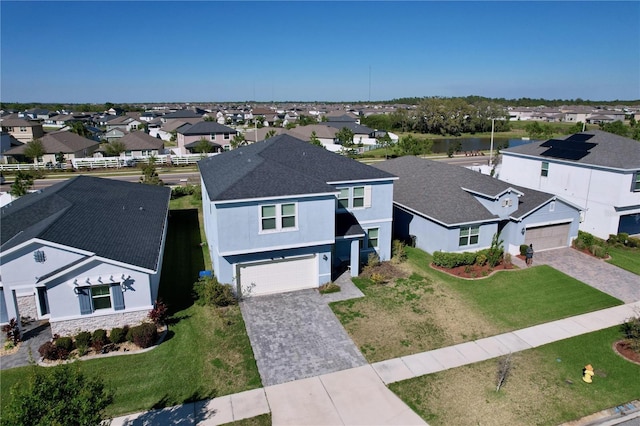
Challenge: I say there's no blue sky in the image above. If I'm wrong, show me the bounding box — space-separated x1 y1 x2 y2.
1 1 639 103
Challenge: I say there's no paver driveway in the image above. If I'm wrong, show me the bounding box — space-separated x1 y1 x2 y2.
535 248 640 303
240 289 367 387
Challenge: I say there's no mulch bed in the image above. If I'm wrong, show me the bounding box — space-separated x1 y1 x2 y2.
431 261 515 279
613 340 640 366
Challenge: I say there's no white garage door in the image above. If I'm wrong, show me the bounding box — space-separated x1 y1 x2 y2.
525 223 571 251
238 255 317 296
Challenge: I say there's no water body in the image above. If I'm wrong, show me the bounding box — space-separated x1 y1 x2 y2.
430 137 535 154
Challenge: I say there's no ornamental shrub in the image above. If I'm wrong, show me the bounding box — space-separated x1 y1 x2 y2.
74 331 91 349
627 237 640 248
578 231 595 248
38 341 69 360
590 245 608 258
148 299 169 326
54 336 74 352
91 329 108 351
2 318 21 345
519 244 529 256
475 253 488 267
433 251 477 268
109 327 126 344
193 276 237 307
129 323 158 349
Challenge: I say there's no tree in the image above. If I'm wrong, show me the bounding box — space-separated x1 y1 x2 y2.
169 130 177 143
524 121 554 140
103 140 126 157
396 134 433 156
377 132 393 158
55 152 66 164
10 171 34 197
140 157 163 186
335 127 355 147
231 133 247 149
599 120 630 137
195 137 212 154
309 131 323 147
3 364 113 426
66 121 91 138
297 115 317 126
24 139 45 165
203 115 216 122
264 130 277 139
567 121 586 134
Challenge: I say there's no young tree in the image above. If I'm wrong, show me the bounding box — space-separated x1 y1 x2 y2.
140 157 163 185
103 140 126 157
377 132 393 158
55 152 66 164
24 139 45 165
66 121 91 138
9 171 34 197
195 137 212 154
335 127 355 147
3 364 113 426
264 130 277 139
599 120 630 137
230 133 246 149
309 131 323 147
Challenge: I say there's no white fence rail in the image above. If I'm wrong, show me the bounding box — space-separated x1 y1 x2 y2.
0 153 217 171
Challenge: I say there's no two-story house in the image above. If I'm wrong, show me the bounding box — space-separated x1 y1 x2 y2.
0 176 171 336
3 130 99 165
374 156 582 255
177 121 238 154
198 134 397 296
1 118 45 143
499 130 640 238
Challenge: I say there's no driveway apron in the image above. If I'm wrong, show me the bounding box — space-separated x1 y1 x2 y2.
240 289 367 387
534 248 640 303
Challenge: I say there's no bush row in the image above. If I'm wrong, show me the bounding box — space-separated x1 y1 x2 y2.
432 248 504 269
38 323 158 361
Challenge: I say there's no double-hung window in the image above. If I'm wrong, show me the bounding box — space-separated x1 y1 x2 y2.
459 226 480 246
338 188 350 209
260 203 297 232
541 161 549 177
336 186 370 209
633 172 640 192
367 228 379 248
353 187 365 208
91 285 112 310
78 283 125 315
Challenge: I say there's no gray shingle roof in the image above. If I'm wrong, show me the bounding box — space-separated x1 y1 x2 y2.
324 122 374 134
4 130 99 155
119 131 164 150
198 134 395 202
502 130 640 170
163 110 202 119
179 121 237 136
373 156 555 226
1 176 171 271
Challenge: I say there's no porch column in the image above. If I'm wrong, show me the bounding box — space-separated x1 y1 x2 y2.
350 239 360 277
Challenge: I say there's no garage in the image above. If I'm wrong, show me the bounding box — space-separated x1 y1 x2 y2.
237 255 318 296
525 222 571 251
618 213 640 236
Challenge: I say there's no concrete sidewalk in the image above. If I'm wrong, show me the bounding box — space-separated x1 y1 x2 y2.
110 301 640 425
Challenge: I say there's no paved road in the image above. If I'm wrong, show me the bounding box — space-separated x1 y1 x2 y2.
240 289 367 387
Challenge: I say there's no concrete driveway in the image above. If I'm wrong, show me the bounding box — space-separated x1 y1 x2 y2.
534 248 640 303
240 289 367 387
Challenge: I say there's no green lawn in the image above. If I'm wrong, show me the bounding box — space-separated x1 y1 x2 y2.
607 245 640 275
0 204 259 419
331 247 622 362
390 326 640 426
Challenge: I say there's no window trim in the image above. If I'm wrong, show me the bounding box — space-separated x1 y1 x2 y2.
367 227 379 249
336 185 371 210
259 202 298 233
633 172 640 192
459 225 480 247
91 285 112 310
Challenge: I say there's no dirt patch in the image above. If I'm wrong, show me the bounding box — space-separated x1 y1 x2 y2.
431 261 516 279
613 340 640 365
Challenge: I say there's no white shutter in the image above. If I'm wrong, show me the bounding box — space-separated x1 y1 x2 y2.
364 185 372 208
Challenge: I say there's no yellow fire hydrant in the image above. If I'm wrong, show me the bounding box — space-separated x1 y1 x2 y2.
582 364 594 383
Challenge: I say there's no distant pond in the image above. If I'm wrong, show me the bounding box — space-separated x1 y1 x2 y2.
430 137 535 154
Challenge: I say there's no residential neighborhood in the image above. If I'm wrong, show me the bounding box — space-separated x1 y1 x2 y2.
1 105 639 425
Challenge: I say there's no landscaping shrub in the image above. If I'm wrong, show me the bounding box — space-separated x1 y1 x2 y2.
128 323 158 349
433 251 477 268
590 244 608 258
577 230 596 248
627 237 640 248
519 244 529 256
54 336 74 352
91 329 109 351
148 299 169 326
193 276 237 307
170 184 199 199
573 238 586 250
370 272 388 285
391 240 407 263
109 327 126 344
620 313 640 352
617 232 629 244
2 318 21 345
475 253 488 267
74 331 91 349
38 341 67 360
319 282 341 294
367 252 381 267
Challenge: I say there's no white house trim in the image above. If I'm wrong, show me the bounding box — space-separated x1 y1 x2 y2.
218 239 335 256
502 151 637 173
212 191 339 205
328 177 399 185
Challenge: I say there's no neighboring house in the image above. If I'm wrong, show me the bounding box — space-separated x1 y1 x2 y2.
198 134 397 296
104 128 128 142
117 131 165 157
0 119 45 143
374 156 582 255
106 116 143 132
498 130 640 238
0 176 171 335
43 114 78 129
0 132 22 163
177 121 237 154
244 127 286 144
324 121 378 147
19 108 52 120
3 130 100 164
286 125 339 151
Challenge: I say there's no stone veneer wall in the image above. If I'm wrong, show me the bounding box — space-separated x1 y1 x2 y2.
17 294 38 320
50 310 148 336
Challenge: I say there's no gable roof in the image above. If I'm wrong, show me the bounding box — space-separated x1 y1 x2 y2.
1 176 171 271
4 130 99 155
287 124 338 140
373 156 556 226
324 121 374 135
119 131 164 150
502 130 640 170
198 134 396 202
178 121 237 136
162 110 202 119
1 118 42 128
